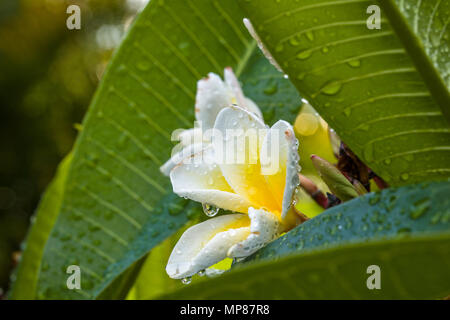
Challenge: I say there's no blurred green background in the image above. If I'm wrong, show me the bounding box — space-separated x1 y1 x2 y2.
0 0 148 296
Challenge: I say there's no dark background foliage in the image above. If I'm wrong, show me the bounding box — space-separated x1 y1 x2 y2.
0 0 146 295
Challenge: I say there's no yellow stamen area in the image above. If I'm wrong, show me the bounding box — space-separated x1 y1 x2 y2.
214 215 250 234
205 215 251 244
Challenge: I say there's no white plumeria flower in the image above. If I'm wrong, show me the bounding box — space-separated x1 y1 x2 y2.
161 81 302 279
160 68 262 176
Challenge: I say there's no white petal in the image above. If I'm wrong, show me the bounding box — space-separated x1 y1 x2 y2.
243 97 263 119
166 214 251 279
170 145 253 213
177 128 206 146
212 106 280 213
166 209 281 279
260 120 300 219
195 73 232 130
228 207 280 257
160 142 206 176
204 268 226 278
224 67 246 107
224 67 263 119
243 18 283 72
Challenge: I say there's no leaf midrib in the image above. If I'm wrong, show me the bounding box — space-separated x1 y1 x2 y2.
378 0 450 122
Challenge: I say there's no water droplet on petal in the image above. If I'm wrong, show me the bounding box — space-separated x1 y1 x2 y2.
202 203 219 217
181 276 192 284
198 269 206 277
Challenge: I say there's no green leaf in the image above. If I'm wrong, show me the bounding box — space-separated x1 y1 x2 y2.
9 153 72 299
244 181 450 262
21 0 302 299
239 0 450 186
163 182 450 299
240 50 301 125
162 233 450 299
379 0 450 120
126 225 191 300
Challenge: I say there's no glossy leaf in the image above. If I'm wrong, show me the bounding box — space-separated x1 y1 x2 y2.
162 182 450 299
239 0 450 186
162 233 450 299
244 181 450 262
9 154 72 299
14 0 302 299
379 0 450 119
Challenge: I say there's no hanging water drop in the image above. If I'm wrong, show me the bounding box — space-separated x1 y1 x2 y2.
202 203 219 217
181 276 192 284
198 269 206 276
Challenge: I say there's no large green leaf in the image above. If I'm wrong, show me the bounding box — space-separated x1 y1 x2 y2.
240 50 301 125
243 181 450 263
9 154 72 299
162 233 450 299
239 0 450 186
163 182 450 299
126 224 191 300
379 0 450 120
17 0 302 299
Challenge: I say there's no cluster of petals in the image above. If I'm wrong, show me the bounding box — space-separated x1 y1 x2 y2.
160 68 301 279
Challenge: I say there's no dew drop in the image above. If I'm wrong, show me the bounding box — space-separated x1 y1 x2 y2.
198 269 206 277
297 72 306 80
400 173 409 181
296 49 312 60
410 198 430 219
347 59 361 68
289 37 300 46
320 81 342 95
181 276 192 285
136 61 150 71
343 107 351 117
264 84 278 95
275 43 284 52
430 212 441 224
306 31 314 41
202 203 219 217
